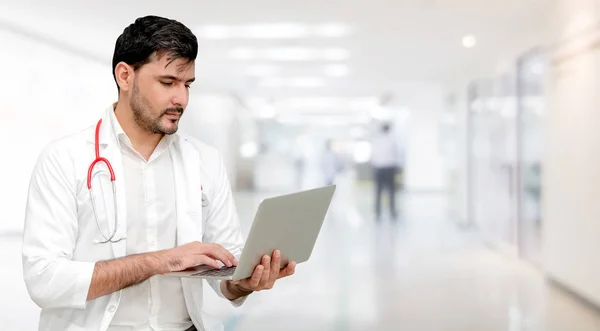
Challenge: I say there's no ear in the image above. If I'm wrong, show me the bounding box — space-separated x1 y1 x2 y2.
114 62 134 92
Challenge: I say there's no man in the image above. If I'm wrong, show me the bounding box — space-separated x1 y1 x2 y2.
321 140 342 186
21 15 295 331
370 123 403 221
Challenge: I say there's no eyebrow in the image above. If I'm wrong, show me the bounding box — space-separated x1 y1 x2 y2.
158 75 195 83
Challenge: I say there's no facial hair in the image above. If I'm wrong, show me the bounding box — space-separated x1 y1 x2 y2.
130 80 184 135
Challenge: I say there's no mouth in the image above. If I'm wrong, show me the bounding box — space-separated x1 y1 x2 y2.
164 113 181 120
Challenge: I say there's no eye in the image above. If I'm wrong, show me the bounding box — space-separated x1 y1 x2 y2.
185 85 191 89
161 82 173 86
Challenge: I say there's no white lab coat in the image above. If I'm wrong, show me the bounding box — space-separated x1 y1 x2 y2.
21 105 246 331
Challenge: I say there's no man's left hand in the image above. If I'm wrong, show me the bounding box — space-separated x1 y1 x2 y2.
226 249 296 296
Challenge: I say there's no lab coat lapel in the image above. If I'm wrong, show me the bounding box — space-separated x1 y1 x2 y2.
171 139 206 330
171 139 204 246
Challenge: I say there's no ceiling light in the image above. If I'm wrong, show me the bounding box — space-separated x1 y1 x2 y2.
325 64 349 77
196 23 350 39
245 23 309 39
288 77 327 88
462 34 477 48
198 25 231 39
229 48 256 60
275 113 367 126
264 47 315 61
228 47 350 61
259 77 326 88
275 97 378 112
196 23 308 39
245 65 280 76
258 78 284 88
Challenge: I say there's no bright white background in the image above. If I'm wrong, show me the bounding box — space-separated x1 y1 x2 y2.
0 28 114 234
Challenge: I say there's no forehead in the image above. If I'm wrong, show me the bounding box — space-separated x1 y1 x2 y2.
142 53 195 77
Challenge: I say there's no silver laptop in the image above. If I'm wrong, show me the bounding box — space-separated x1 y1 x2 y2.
166 185 336 280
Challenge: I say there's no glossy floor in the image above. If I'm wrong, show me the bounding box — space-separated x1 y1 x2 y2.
2 187 600 330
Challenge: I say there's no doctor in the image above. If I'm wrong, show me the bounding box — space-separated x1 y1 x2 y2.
22 15 296 331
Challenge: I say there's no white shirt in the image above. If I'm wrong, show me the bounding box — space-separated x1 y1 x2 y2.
370 132 402 168
107 109 192 330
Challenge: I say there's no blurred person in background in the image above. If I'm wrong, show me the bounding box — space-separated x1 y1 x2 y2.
370 123 402 221
21 15 295 331
321 139 343 186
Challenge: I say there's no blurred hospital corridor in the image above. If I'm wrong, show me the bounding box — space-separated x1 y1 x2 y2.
4 0 600 330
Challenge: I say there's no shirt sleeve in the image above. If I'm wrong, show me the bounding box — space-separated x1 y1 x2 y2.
21 143 96 310
201 149 248 306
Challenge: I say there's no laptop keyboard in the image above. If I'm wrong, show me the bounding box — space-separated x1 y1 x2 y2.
192 266 236 277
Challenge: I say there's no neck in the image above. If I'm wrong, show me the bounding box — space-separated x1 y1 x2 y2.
113 101 163 160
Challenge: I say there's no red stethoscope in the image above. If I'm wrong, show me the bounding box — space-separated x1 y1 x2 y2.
87 119 124 244
87 119 208 244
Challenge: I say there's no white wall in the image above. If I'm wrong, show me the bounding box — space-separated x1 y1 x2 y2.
542 22 600 307
0 28 114 234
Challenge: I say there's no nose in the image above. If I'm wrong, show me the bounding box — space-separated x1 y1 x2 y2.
171 83 189 108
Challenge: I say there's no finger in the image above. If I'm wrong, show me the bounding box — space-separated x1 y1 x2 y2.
279 261 297 278
271 250 281 279
214 245 238 267
196 256 221 270
204 244 236 267
259 255 271 287
249 265 264 288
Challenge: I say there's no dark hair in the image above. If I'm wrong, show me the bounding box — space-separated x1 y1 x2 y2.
112 15 198 90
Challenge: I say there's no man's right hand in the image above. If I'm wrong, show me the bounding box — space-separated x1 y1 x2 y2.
160 242 238 273
87 241 237 301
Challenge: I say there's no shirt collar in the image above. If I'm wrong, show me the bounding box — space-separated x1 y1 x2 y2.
108 102 127 143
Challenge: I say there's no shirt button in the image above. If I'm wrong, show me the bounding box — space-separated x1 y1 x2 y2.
108 305 116 312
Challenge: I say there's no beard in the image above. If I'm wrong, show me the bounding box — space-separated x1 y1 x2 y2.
130 81 184 135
